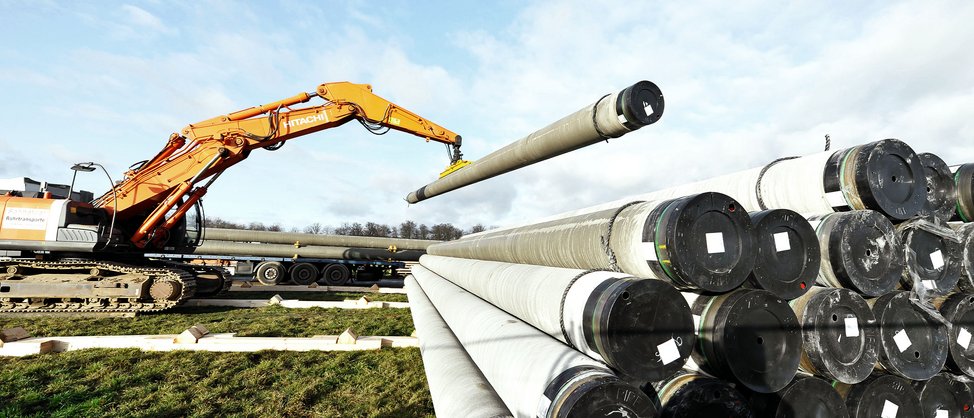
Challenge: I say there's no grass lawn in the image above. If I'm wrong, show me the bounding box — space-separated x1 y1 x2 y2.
0 348 433 418
215 291 408 303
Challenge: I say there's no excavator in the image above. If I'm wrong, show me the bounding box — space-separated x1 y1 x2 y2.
0 82 466 313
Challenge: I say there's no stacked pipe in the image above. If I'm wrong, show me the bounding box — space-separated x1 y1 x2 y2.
406 130 974 415
191 228 435 262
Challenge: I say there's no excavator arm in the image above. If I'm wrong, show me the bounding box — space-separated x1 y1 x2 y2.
91 82 465 249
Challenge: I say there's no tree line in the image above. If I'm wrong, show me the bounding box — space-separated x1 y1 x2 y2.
205 217 489 241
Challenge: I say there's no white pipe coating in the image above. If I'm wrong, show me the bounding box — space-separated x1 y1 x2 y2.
403 275 512 418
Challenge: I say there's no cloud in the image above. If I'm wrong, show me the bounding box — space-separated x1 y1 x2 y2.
120 4 173 34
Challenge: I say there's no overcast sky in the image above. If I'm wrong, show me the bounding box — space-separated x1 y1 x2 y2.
1 0 972 231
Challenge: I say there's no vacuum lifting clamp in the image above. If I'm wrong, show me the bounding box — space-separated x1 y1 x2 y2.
440 140 471 178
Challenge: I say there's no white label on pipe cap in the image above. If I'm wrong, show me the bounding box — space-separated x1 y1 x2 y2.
881 400 898 418
658 338 680 365
617 113 627 124
959 328 972 349
930 250 945 270
773 232 791 252
642 242 658 262
825 191 847 207
643 101 654 116
845 317 860 338
706 232 725 254
922 279 937 290
936 409 948 418
893 329 912 353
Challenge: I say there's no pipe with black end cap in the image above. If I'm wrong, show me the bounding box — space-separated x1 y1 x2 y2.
952 163 974 222
405 80 664 203
744 376 850 418
935 292 974 377
556 138 927 221
834 374 922 418
417 254 695 381
683 288 802 393
648 370 755 418
867 290 949 381
807 210 903 297
897 217 962 298
746 209 820 300
918 153 958 223
402 275 512 418
789 287 880 384
410 264 657 418
950 222 974 293
427 192 755 293
912 372 974 418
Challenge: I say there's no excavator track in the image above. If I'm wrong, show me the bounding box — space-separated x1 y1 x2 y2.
0 259 196 314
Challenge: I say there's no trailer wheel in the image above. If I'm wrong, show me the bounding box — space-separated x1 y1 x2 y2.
290 263 318 286
255 262 285 286
320 264 351 286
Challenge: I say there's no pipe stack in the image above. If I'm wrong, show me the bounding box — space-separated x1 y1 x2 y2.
407 132 974 416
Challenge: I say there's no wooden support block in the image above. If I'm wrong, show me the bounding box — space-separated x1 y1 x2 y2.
337 327 359 345
1 327 30 343
268 294 284 305
174 327 206 344
308 282 318 288
369 284 380 292
240 281 252 288
192 324 210 336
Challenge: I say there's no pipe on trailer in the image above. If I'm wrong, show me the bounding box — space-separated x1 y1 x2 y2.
410 264 657 418
428 192 755 292
406 80 664 203
418 254 695 381
917 153 958 223
683 289 802 393
202 228 440 251
746 209 820 300
789 287 879 384
192 241 424 261
807 211 903 297
403 275 512 418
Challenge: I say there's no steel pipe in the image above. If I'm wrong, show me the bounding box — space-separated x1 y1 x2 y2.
428 193 755 292
952 163 974 222
867 290 949 380
808 211 903 297
418 254 695 381
203 228 439 251
651 371 754 418
835 374 922 418
191 241 424 261
896 217 962 297
683 289 802 393
403 275 512 417
912 372 973 417
746 209 820 300
935 292 974 377
410 264 656 418
951 222 974 292
406 80 664 203
789 287 879 384
746 377 849 418
917 153 957 223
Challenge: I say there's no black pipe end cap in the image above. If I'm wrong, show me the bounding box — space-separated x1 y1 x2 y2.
938 292 974 376
715 289 802 393
748 209 820 300
898 218 962 297
601 278 695 381
913 373 974 418
827 210 902 297
846 375 922 418
801 288 879 384
555 374 658 418
917 152 958 223
854 139 926 220
659 377 754 418
747 377 848 418
616 80 664 128
661 192 755 293
871 291 949 380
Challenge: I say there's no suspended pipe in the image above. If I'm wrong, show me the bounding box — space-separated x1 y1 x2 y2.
403 275 512 418
428 193 755 293
410 264 657 418
406 80 664 203
418 254 695 381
